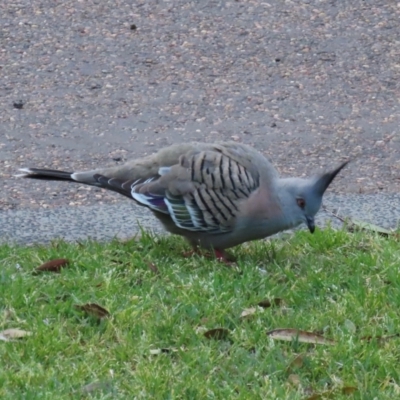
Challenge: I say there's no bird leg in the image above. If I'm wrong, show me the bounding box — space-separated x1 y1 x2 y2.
213 249 237 265
182 246 236 264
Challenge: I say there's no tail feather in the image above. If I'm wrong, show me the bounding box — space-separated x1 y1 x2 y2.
17 168 140 199
93 174 135 198
17 168 74 181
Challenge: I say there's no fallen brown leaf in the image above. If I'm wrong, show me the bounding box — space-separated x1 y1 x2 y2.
258 298 283 308
267 328 335 345
149 348 178 355
35 258 69 273
288 353 305 369
74 303 110 319
204 328 230 340
147 262 160 275
342 386 357 395
0 328 32 341
287 374 301 387
306 386 357 400
306 394 323 400
240 307 257 319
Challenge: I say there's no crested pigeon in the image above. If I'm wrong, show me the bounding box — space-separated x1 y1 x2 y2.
18 142 348 261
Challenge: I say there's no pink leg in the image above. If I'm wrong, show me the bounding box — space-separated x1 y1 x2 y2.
214 249 236 265
182 247 236 264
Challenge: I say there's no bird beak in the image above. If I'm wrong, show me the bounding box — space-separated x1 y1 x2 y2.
306 216 315 233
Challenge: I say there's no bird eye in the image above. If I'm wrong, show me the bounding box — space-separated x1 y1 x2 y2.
297 198 306 209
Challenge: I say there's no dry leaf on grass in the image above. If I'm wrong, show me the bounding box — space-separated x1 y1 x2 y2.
287 374 301 387
35 258 70 273
267 329 335 345
0 328 32 342
195 325 208 334
342 386 357 395
288 353 305 370
240 307 258 319
306 386 357 399
147 262 160 275
74 303 110 319
258 298 283 308
204 328 230 340
149 348 178 355
306 394 323 400
241 298 283 319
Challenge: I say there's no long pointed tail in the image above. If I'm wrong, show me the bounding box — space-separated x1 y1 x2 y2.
16 168 75 182
16 167 136 200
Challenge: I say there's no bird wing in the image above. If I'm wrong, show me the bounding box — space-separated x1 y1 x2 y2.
93 144 261 233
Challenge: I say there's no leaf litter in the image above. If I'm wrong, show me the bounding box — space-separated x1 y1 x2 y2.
258 298 283 308
34 258 70 273
240 307 258 319
287 373 301 387
287 353 306 370
74 303 110 319
240 298 283 319
149 348 179 355
147 262 160 275
267 329 335 345
204 328 231 340
306 386 358 399
0 328 32 342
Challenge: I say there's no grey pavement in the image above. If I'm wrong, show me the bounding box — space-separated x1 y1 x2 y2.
2 193 399 245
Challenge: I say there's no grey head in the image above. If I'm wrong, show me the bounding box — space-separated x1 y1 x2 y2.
277 161 349 233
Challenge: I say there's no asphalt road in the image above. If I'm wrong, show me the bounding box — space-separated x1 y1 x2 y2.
1 0 399 244
1 192 400 245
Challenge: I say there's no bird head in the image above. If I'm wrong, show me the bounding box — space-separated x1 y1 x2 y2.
279 161 349 233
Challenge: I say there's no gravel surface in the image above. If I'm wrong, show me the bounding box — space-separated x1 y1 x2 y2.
1 1 399 216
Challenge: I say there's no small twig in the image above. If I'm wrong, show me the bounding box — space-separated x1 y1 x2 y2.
321 205 347 223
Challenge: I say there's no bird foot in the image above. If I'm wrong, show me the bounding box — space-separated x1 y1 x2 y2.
213 249 237 265
182 248 236 265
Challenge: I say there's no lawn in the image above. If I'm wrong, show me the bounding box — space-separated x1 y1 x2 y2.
0 227 399 399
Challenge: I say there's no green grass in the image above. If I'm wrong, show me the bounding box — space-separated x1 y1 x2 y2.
1 227 400 399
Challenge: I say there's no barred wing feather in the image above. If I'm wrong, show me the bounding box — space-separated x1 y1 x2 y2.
132 148 260 233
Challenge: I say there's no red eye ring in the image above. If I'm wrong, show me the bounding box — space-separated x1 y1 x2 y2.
297 198 306 209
